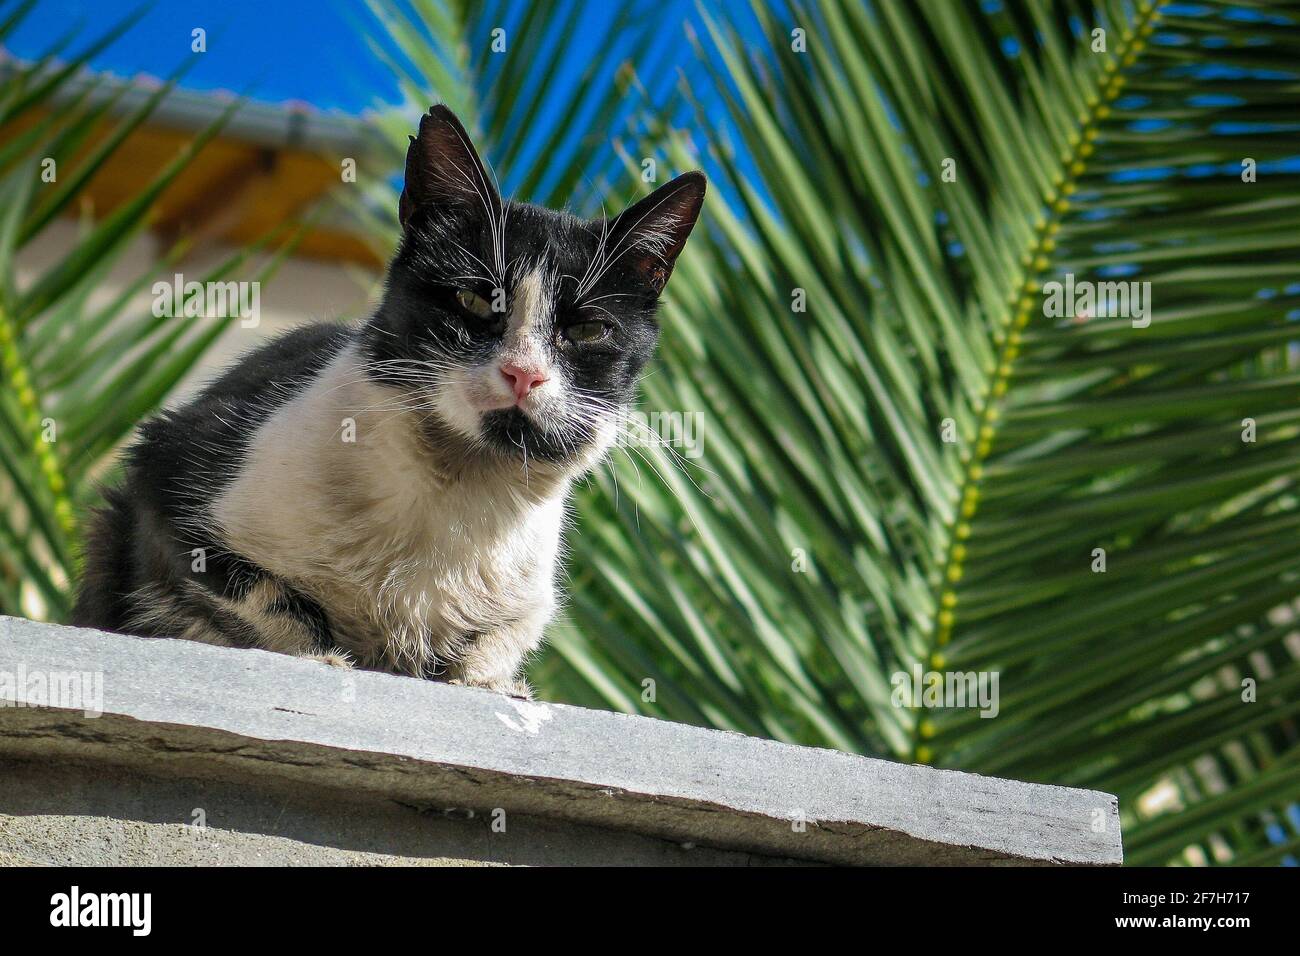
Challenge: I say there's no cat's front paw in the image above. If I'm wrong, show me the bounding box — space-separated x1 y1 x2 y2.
303 648 355 669
449 676 533 699
498 677 533 700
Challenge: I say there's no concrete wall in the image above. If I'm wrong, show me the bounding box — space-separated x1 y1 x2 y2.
0 616 1124 866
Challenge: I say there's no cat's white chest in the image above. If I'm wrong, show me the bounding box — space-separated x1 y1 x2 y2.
359 486 563 632
209 345 568 670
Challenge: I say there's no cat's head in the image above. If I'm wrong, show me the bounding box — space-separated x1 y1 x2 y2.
364 105 705 473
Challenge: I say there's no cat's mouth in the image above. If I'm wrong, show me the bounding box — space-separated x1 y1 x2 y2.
478 407 576 463
470 393 531 413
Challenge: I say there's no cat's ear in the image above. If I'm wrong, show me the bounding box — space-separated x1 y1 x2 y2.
605 172 706 295
399 105 500 231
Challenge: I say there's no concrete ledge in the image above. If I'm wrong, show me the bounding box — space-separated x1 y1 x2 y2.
0 615 1122 866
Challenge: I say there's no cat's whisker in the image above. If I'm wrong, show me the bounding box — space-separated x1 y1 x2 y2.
438 234 498 286
618 421 716 499
580 291 640 306
578 177 697 299
613 430 706 540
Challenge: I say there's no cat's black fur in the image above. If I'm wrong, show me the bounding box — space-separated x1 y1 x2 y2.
74 324 352 640
71 105 705 692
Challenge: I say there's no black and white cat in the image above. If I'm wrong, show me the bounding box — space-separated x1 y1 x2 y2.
72 105 706 698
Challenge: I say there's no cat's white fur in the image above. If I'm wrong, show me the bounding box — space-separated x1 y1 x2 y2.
207 267 612 696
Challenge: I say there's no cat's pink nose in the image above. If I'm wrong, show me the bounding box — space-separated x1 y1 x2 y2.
500 362 547 400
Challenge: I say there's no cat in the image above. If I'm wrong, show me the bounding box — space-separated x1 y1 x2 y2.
71 105 706 698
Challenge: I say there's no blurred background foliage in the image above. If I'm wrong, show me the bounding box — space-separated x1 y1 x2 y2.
2 0 1299 866
0 3 300 624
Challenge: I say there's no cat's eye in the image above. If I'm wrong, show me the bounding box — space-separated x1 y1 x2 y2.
563 320 610 344
455 288 495 320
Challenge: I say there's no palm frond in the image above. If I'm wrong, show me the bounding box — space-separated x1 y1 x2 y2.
544 0 1300 867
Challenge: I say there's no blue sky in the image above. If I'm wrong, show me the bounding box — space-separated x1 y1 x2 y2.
2 0 727 116
5 0 404 112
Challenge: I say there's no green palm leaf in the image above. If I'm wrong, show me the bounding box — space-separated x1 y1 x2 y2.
534 0 1300 867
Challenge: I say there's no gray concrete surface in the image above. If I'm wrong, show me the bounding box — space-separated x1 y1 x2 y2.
0 615 1123 865
0 758 793 866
